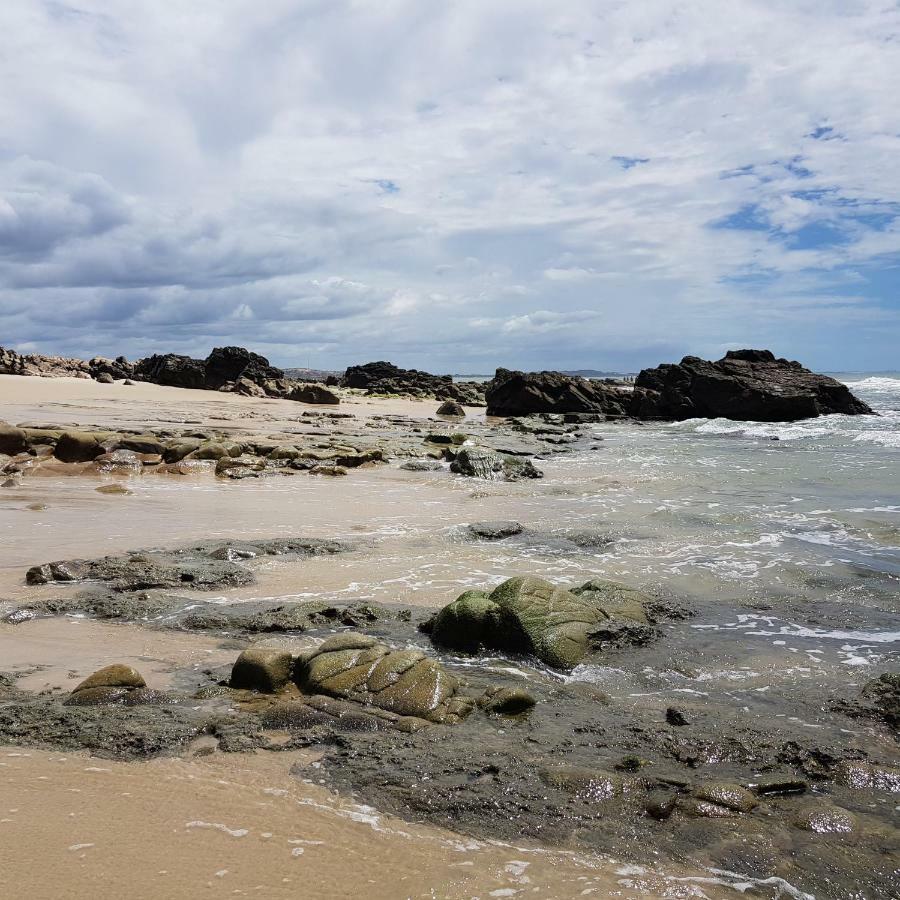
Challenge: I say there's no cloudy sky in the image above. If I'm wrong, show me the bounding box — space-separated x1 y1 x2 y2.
1 1 898 373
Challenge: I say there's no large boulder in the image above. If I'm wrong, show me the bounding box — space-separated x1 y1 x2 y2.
485 368 630 417
295 634 474 723
429 576 655 669
631 350 873 422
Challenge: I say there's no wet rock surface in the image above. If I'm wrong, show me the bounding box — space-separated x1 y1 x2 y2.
1 574 898 898
428 575 660 668
24 538 351 592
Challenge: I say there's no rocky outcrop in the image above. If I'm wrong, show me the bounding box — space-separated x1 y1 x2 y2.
341 361 484 404
25 538 350 592
631 350 873 422
132 346 287 395
294 634 474 723
204 346 284 390
485 368 630 417
427 575 656 669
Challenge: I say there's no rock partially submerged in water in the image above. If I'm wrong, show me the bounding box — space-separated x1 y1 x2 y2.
295 634 474 723
466 521 525 540
428 575 656 669
631 349 873 422
485 368 630 417
25 537 350 592
449 447 543 481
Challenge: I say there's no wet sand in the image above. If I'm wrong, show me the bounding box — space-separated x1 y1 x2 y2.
2 747 728 900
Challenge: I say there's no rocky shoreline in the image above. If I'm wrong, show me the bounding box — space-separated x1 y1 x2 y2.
0 361 893 898
0 533 897 897
2 344 874 423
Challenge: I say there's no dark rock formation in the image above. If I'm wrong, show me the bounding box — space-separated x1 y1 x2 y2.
204 346 284 390
288 383 340 405
133 353 207 389
132 346 285 394
631 350 873 422
485 368 630 417
341 361 485 404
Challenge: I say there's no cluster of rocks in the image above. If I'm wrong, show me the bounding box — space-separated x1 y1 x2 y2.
0 344 341 404
484 350 873 423
341 361 485 405
0 419 389 481
0 346 132 381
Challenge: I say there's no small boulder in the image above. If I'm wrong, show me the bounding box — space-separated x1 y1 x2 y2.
95 372 115 384
230 648 294 693
466 521 525 541
0 422 27 456
793 803 856 834
478 686 536 715
692 782 757 813
436 400 466 417
66 664 148 705
399 459 443 471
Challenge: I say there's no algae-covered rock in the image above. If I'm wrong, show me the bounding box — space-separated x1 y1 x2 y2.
427 575 654 669
571 578 651 624
73 664 146 693
430 590 500 654
295 634 472 723
478 686 536 715
491 576 609 669
466 521 524 541
230 648 294 693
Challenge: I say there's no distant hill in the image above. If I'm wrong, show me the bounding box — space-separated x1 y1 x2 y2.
283 367 342 382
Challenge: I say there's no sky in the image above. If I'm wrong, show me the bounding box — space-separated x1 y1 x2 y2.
0 1 898 374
